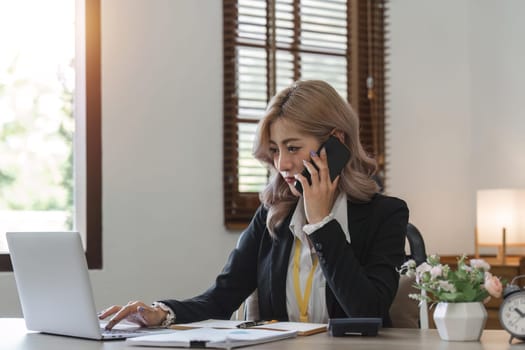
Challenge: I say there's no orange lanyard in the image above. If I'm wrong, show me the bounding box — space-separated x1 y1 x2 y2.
292 239 318 322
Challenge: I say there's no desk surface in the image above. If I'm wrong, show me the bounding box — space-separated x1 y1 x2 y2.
0 318 518 350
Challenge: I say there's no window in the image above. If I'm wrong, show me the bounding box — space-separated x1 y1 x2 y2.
223 0 388 228
0 0 101 270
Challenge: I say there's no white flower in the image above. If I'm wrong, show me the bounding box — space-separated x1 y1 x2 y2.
416 262 432 274
438 280 456 293
470 259 490 271
460 265 472 272
430 265 443 279
408 293 421 301
415 262 432 283
428 254 440 265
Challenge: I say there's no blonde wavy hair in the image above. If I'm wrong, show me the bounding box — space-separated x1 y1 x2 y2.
253 80 379 237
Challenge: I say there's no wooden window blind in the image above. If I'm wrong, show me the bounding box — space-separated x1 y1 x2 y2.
223 0 388 229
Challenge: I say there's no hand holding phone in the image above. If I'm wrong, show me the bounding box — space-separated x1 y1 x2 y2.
294 136 351 194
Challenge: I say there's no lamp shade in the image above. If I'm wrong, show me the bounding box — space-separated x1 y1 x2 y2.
476 189 525 245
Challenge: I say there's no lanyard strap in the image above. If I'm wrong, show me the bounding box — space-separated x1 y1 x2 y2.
293 238 318 323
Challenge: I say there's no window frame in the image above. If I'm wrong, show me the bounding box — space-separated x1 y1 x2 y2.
0 0 102 271
223 0 388 229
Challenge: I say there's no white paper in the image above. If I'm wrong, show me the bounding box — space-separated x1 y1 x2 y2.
126 327 297 348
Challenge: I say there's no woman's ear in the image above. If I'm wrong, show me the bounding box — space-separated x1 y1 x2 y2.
331 129 346 144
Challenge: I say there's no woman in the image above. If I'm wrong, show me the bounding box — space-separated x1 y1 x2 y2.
101 80 408 329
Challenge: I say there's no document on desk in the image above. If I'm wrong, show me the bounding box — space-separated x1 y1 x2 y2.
126 327 297 349
253 321 327 336
171 319 327 336
170 319 249 330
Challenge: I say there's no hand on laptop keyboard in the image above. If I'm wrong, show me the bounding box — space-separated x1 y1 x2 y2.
98 301 168 330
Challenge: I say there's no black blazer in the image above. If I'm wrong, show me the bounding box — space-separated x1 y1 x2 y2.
161 194 408 326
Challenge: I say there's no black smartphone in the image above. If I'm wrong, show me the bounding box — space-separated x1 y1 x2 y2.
294 135 351 194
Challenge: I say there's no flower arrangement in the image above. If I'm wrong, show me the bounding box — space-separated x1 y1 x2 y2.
400 254 503 304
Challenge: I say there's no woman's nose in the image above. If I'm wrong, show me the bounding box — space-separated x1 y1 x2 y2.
276 153 292 171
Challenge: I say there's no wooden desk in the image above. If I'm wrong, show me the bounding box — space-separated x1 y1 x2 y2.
0 318 519 350
440 255 525 329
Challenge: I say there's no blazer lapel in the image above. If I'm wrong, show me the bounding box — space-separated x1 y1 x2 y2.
269 218 294 320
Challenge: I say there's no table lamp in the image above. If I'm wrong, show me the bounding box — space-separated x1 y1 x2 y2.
475 189 525 263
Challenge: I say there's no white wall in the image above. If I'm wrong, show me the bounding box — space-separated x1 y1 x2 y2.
92 0 240 309
469 1 525 190
2 0 525 316
389 0 472 255
468 0 525 255
389 0 525 255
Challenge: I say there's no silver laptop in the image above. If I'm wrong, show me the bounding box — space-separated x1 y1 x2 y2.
7 231 174 340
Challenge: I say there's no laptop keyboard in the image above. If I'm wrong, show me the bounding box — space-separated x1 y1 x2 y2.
102 327 140 334
101 326 168 339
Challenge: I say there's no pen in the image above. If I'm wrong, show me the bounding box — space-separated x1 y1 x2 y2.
236 320 278 329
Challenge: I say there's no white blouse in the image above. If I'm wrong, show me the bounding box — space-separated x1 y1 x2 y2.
285 193 350 323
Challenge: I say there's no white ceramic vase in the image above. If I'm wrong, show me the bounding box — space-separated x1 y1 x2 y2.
433 302 487 341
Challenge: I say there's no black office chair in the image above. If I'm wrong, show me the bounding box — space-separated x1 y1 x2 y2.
390 222 429 328
406 222 427 265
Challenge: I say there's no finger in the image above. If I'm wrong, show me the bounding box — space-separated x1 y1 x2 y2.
105 307 131 330
98 305 122 320
105 302 142 330
125 311 148 327
294 173 308 193
290 185 302 197
331 175 340 190
310 148 329 183
302 159 319 186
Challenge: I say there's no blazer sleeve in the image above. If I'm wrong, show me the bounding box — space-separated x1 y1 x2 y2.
158 206 267 323
308 196 408 321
